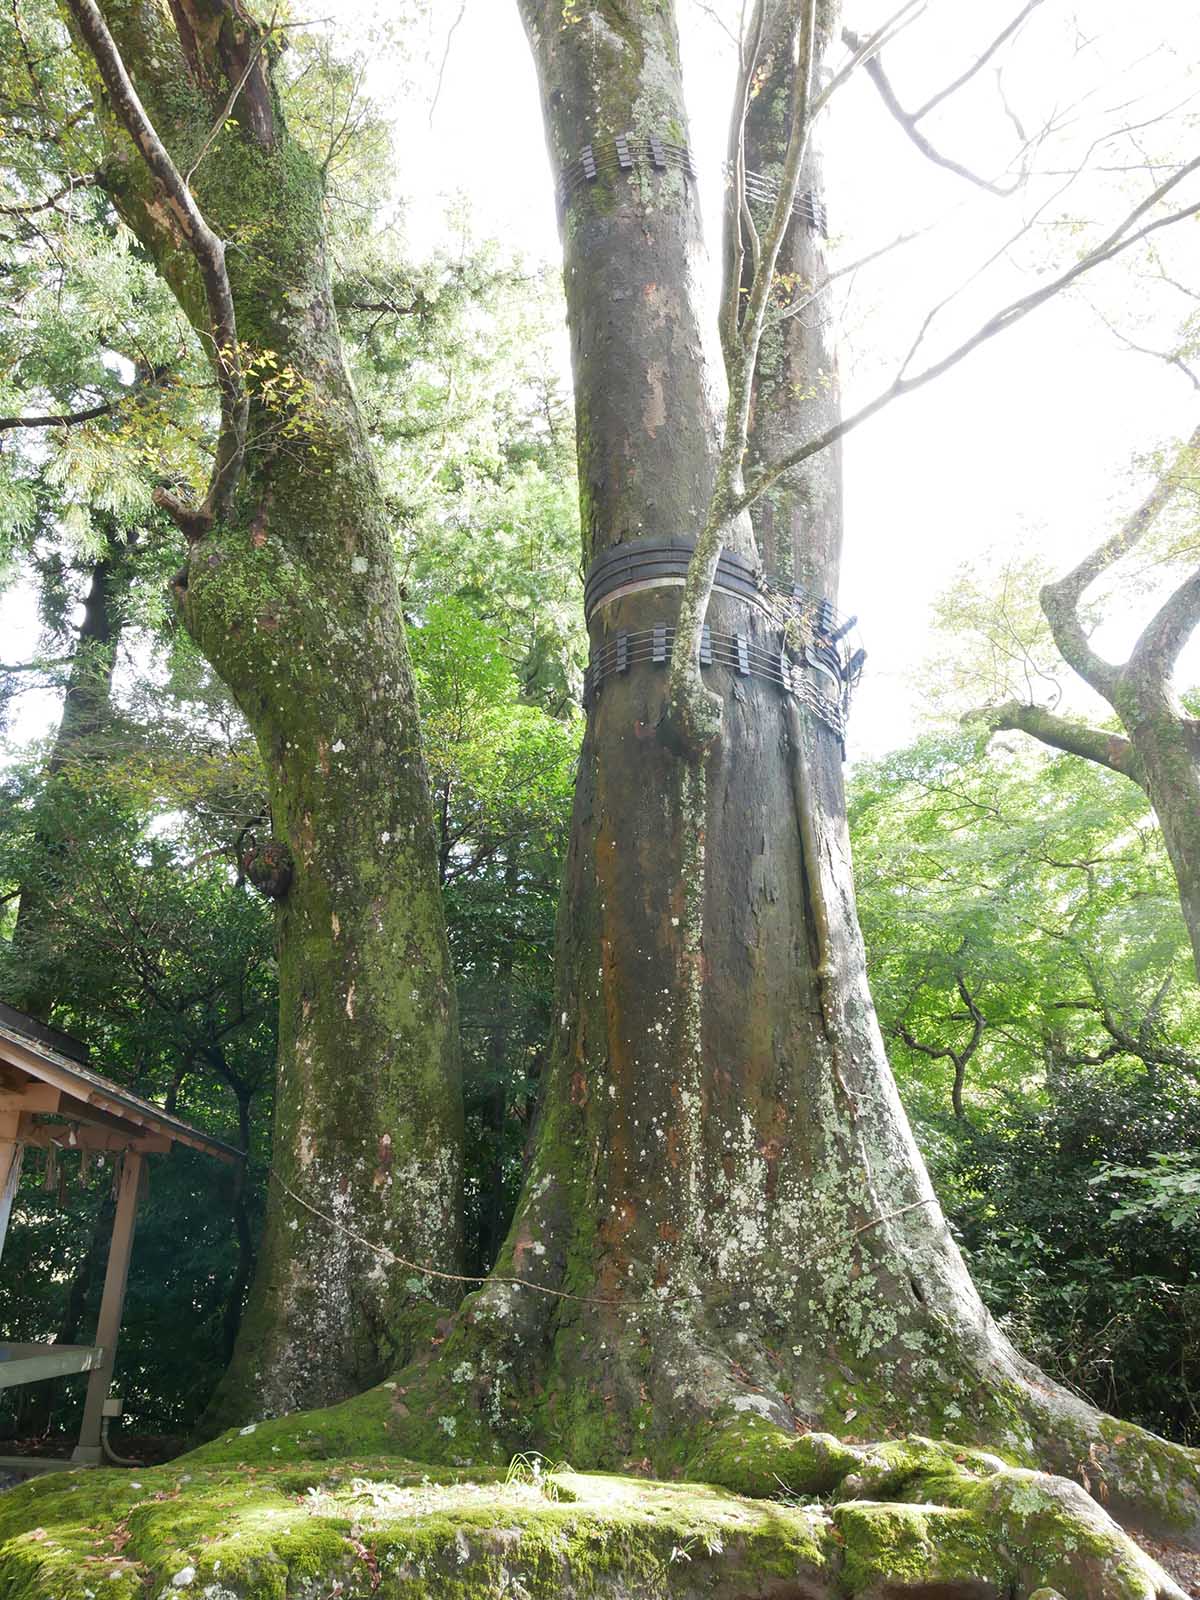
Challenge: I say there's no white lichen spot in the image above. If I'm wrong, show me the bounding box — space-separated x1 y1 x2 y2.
351 556 368 574
171 1567 196 1588
730 1394 776 1419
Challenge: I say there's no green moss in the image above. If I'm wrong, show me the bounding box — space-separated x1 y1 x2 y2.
834 1501 1008 1593
0 1461 838 1600
2 1439 1186 1600
686 1415 860 1499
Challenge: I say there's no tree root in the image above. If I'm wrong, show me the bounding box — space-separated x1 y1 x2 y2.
1 1423 1192 1600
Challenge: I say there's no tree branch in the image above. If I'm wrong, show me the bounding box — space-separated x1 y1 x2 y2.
1127 566 1200 689
64 0 248 536
844 25 1018 195
976 700 1147 787
914 0 1045 121
733 161 1200 520
1041 421 1200 698
0 399 115 432
0 175 99 217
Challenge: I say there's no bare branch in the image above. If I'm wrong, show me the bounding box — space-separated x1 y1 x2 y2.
844 26 1017 195
428 0 469 129
813 0 926 120
64 0 248 536
734 161 1200 520
915 0 1045 120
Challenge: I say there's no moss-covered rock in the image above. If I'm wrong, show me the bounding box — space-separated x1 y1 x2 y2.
0 1439 1189 1600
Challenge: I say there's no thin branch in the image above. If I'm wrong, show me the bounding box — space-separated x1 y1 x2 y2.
64 0 248 536
844 26 1017 195
670 0 820 748
813 0 926 121
183 10 278 186
915 0 1045 120
0 175 99 217
428 0 469 128
734 161 1200 520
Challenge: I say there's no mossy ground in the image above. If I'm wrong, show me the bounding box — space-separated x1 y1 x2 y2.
0 1432 1187 1600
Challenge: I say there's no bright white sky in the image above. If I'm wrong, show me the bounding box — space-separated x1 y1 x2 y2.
5 0 1198 763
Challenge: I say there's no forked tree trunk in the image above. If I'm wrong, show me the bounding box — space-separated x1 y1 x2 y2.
64 0 463 1425
363 0 1196 1544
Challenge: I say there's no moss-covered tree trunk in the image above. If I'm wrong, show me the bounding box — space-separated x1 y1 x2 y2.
62 0 463 1425
1124 684 1200 983
353 0 1195 1543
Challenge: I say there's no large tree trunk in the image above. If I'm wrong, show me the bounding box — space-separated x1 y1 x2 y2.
348 0 1194 1543
65 0 463 1425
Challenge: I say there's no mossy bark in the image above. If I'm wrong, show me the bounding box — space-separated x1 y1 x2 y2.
990 683 1200 986
302 0 1196 1545
1111 679 1200 985
62 0 463 1421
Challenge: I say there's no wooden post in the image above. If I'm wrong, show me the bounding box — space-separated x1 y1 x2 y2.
0 1111 23 1265
72 1149 144 1464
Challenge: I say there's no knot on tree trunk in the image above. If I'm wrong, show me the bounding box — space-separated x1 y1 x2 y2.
241 839 294 900
659 681 724 760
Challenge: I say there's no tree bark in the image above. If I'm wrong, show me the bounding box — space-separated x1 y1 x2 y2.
63 0 463 1424
368 0 1196 1542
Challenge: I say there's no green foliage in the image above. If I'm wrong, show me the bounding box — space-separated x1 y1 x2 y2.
408 599 578 1272
338 230 585 707
932 1079 1200 1446
850 730 1200 1443
0 738 275 1439
1093 1152 1200 1234
851 729 1197 1123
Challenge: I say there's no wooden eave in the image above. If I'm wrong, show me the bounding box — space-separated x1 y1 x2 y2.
0 1017 240 1164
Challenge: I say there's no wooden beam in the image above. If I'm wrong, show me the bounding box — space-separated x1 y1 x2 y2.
0 1341 104 1388
18 1123 171 1155
0 1085 60 1113
0 1119 23 1265
72 1150 143 1464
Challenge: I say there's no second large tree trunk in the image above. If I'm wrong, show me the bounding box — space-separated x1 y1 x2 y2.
68 0 463 1425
